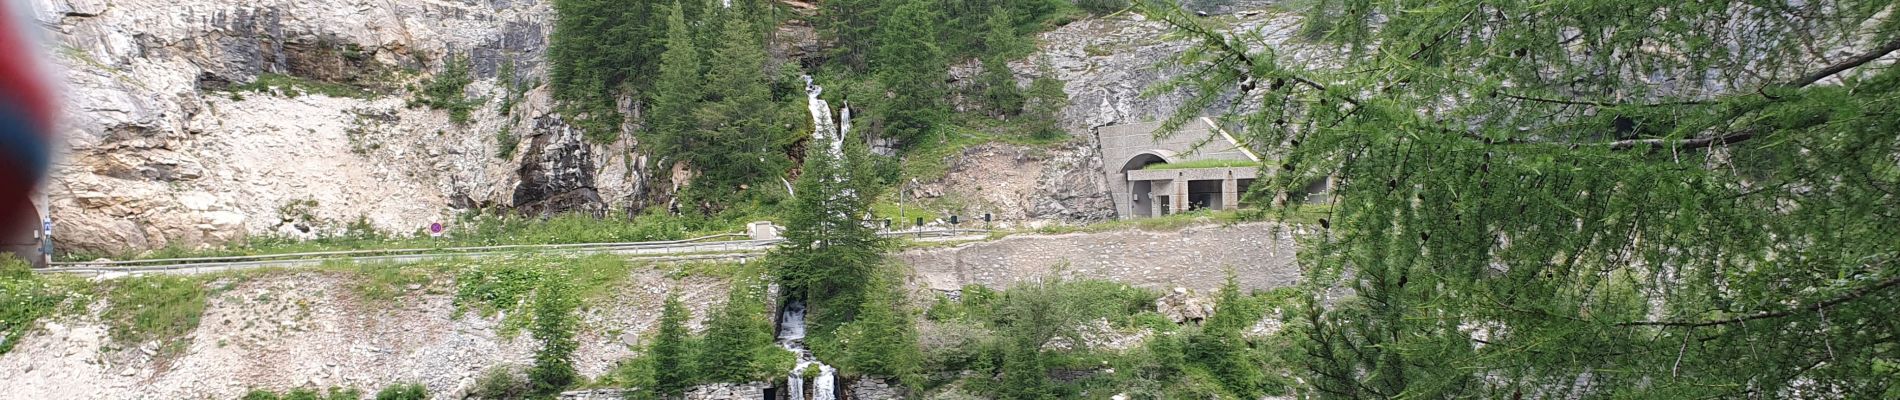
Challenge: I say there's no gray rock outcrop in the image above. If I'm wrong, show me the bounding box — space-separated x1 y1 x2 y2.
31 0 652 255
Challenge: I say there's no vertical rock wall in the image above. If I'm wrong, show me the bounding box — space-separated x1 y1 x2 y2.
30 0 649 255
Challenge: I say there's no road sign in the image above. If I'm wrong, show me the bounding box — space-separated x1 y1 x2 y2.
429 222 445 237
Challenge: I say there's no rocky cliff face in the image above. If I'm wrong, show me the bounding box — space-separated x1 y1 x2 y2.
0 268 737 400
33 0 1307 254
934 4 1312 224
32 0 653 255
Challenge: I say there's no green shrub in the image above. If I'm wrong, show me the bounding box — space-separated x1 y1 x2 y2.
496 127 519 159
472 366 530 400
453 261 545 322
230 73 373 99
1076 0 1130 15
414 55 478 124
240 389 281 400
325 387 363 400
374 383 427 400
282 388 322 400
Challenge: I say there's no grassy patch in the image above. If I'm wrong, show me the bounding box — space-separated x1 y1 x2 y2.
450 254 644 336
240 387 363 400
1 256 92 355
1141 159 1264 170
100 274 211 356
62 212 737 263
230 73 375 99
324 259 448 302
898 118 1074 185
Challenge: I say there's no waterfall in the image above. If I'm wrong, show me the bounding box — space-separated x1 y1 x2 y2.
804 75 846 160
777 76 852 400
777 299 807 341
778 299 833 400
814 365 837 400
786 366 805 400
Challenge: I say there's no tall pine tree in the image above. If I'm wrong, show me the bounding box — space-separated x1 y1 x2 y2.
770 101 886 332
817 0 889 71
648 2 703 170
977 6 1026 117
871 0 950 147
1022 59 1068 139
689 12 784 202
649 294 695 397
527 275 580 398
695 276 776 383
836 272 922 381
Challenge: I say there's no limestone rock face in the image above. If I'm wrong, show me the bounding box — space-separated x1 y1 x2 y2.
30 0 650 255
512 116 604 218
1156 287 1215 324
938 7 1324 222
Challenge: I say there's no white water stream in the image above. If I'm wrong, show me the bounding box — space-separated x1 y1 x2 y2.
778 299 836 400
780 75 848 400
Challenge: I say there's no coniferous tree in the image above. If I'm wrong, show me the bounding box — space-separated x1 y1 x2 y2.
977 6 1026 117
649 294 695 397
648 2 703 168
695 277 775 383
871 0 951 147
1188 276 1268 397
551 0 668 141
998 340 1053 400
1139 0 1900 397
527 276 580 398
836 273 922 381
1022 59 1068 139
689 12 784 202
817 0 889 71
771 108 886 331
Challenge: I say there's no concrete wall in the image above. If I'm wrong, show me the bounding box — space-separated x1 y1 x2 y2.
898 222 1307 293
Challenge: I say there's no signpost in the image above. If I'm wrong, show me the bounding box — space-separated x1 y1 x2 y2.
39 218 52 266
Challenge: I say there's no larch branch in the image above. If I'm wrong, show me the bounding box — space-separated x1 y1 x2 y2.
1618 274 1900 328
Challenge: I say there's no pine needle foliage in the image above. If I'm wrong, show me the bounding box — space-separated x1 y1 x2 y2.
1137 0 1900 397
836 271 923 382
414 54 477 125
687 11 790 206
770 116 888 333
695 275 779 383
978 6 1028 117
648 2 704 169
527 274 580 399
872 0 953 147
650 293 696 398
1023 59 1069 140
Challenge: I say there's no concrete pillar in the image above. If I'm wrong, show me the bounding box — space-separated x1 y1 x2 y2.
1222 172 1239 210
1171 175 1188 214
1150 190 1164 217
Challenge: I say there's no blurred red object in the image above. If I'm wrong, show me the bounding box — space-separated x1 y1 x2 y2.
1 1 58 263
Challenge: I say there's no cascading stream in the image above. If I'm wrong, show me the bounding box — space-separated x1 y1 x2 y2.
779 75 848 400
777 299 836 400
